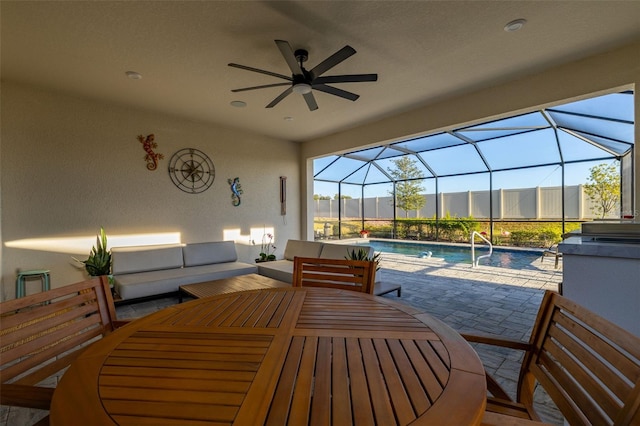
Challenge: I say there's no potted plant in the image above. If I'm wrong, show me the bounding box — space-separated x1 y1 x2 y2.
73 227 113 286
255 233 277 262
345 248 381 270
359 229 370 238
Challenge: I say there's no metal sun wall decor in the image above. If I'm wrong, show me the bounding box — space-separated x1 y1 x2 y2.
228 177 242 206
137 134 164 171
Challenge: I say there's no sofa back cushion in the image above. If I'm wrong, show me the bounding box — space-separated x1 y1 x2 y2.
183 241 238 267
284 240 323 261
320 243 374 260
112 244 184 275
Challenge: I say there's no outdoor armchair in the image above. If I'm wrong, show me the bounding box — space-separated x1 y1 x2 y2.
292 256 377 294
463 290 640 425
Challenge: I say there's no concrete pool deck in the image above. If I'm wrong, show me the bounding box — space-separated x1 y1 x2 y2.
0 252 564 425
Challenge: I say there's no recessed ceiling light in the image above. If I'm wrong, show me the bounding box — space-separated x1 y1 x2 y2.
284 116 294 121
230 100 246 108
504 19 526 32
125 71 142 80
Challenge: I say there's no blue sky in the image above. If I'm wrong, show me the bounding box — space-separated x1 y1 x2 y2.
314 91 632 198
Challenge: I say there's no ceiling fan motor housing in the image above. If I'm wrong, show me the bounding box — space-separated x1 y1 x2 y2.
294 49 309 63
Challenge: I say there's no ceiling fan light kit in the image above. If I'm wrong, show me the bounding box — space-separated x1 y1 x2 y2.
228 40 377 111
292 83 312 94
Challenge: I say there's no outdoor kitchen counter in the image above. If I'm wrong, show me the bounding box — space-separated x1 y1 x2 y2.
559 234 640 337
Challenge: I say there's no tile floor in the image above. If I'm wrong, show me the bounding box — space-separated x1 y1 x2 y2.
1 253 564 425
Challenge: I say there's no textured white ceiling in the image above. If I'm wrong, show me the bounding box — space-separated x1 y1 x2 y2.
2 1 639 142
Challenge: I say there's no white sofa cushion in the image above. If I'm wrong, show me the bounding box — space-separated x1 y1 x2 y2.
320 243 374 260
283 240 323 260
183 241 238 266
115 262 258 300
112 244 184 275
256 260 294 283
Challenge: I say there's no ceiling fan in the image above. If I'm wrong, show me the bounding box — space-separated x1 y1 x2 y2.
228 40 377 111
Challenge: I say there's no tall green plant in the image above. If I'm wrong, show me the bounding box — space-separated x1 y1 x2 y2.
345 248 381 270
74 227 112 276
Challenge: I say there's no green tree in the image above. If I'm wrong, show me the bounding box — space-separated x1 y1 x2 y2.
584 163 620 218
387 157 425 217
333 194 352 200
313 194 331 200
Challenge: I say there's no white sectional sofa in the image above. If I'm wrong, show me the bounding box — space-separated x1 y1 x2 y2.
257 239 401 296
256 239 373 283
112 241 257 300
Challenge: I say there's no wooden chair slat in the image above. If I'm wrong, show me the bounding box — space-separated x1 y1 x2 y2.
292 256 377 294
534 351 610 425
2 309 102 370
0 276 124 422
2 307 102 362
0 290 97 331
485 397 531 419
0 279 100 313
544 325 627 418
463 290 640 425
13 336 97 386
552 309 640 386
617 378 640 425
482 410 553 425
0 383 55 410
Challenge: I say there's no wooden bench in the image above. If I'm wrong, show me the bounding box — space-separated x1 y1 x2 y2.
1 276 125 426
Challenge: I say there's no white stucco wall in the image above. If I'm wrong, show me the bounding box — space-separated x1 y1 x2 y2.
0 82 300 300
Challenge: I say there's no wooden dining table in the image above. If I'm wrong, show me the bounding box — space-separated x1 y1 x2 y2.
50 286 487 425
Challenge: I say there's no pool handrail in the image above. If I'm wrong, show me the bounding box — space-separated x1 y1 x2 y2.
471 231 493 267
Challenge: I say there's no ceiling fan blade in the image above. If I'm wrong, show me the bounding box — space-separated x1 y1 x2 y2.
313 74 378 84
231 82 291 93
303 92 318 111
312 84 359 101
310 45 356 79
275 40 303 75
228 63 292 81
266 87 293 108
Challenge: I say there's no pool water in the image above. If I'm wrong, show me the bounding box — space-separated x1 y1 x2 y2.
362 240 543 270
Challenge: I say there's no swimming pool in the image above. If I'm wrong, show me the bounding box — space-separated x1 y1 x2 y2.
360 240 543 269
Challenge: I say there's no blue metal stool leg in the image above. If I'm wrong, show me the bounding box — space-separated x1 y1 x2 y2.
15 275 25 298
15 270 50 298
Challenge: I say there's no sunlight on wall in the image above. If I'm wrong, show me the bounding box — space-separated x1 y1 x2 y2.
5 232 182 255
224 227 275 247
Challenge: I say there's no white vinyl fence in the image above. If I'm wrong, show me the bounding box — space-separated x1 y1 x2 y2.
315 185 617 220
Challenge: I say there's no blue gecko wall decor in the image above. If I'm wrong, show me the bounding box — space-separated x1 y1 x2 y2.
228 177 242 206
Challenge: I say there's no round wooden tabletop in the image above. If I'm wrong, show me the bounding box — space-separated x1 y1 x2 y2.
50 286 486 425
